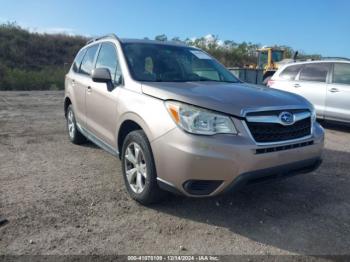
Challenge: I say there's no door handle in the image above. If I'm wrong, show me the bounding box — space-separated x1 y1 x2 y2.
71 80 75 87
294 84 301 88
330 88 339 93
87 86 92 93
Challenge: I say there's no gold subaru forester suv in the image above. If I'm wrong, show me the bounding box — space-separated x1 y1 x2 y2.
64 34 324 205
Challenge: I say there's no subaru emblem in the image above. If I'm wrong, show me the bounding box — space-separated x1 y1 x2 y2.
279 111 295 125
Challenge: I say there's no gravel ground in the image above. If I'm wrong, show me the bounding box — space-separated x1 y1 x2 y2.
0 91 350 256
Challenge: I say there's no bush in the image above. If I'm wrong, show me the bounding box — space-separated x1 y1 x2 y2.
0 66 67 90
0 22 86 90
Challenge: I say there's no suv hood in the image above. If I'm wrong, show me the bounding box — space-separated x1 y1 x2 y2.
141 82 310 117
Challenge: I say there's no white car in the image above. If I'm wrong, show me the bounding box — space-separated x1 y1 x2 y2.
268 60 350 123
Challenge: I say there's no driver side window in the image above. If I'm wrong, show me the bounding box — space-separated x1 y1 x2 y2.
95 42 122 84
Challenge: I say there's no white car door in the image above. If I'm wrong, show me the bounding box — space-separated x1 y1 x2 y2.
292 63 331 119
325 62 350 123
269 64 303 92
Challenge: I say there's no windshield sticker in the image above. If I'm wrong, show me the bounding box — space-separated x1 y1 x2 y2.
190 50 212 60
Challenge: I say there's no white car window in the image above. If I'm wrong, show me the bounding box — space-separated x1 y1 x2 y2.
279 65 302 80
333 63 350 85
299 63 330 83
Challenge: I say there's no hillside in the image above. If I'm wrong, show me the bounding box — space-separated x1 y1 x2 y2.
0 23 320 90
0 23 86 90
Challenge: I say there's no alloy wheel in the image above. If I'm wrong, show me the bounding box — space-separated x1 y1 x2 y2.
124 142 147 193
67 110 75 139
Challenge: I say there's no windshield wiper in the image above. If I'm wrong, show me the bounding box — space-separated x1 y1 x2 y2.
193 79 240 83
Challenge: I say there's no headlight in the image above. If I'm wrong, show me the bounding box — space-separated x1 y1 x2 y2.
311 107 317 122
165 101 237 135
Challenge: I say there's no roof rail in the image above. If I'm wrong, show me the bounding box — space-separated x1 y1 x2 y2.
86 34 120 44
320 57 350 61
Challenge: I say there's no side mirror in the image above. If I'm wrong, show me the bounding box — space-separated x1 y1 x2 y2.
91 68 112 83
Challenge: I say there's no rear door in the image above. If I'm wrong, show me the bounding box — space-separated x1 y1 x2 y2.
293 63 331 118
270 64 303 91
86 42 122 146
74 44 99 128
325 63 350 122
67 48 87 125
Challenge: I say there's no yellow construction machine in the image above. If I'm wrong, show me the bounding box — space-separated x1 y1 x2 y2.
229 47 295 85
256 47 288 84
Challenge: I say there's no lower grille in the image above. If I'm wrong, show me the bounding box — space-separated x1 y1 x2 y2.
256 140 314 154
183 180 223 195
246 116 311 143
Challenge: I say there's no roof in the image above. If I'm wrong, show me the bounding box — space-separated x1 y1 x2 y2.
119 38 188 47
284 59 350 67
86 34 188 47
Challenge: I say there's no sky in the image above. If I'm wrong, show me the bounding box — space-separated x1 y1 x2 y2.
0 0 349 57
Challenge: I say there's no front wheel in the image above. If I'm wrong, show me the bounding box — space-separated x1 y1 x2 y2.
121 130 166 205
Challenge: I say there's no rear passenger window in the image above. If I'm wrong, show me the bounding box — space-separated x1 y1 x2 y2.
80 45 99 75
299 63 330 82
72 49 87 73
333 63 350 85
279 65 302 80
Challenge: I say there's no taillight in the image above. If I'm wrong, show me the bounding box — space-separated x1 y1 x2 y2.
267 79 274 87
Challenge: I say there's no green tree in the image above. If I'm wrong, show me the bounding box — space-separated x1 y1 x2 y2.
154 34 167 42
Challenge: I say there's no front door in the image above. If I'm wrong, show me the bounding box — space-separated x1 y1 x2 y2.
325 63 350 122
294 63 331 118
86 42 122 146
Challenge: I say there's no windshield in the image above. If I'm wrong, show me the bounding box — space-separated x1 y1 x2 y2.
122 43 240 83
258 51 268 68
272 50 283 62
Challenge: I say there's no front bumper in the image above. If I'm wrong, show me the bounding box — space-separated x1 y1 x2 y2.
223 157 322 193
151 120 324 197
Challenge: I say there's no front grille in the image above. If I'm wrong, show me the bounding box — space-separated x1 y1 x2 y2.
246 112 311 143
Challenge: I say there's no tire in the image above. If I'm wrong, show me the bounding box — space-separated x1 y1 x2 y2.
121 130 166 205
66 104 87 145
